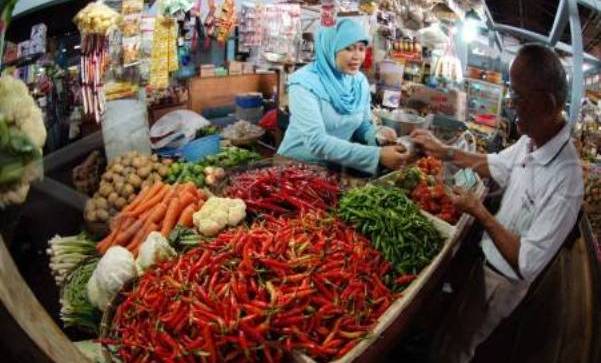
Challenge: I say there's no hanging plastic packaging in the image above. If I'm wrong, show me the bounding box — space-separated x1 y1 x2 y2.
321 0 337 27
101 99 152 160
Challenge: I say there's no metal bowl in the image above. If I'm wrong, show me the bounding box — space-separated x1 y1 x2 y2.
380 110 427 136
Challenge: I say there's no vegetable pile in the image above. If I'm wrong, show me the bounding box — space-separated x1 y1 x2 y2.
60 258 102 332
104 213 393 362
0 75 47 208
338 185 444 276
225 165 340 216
47 233 99 286
96 181 207 256
165 147 260 187
393 157 460 224
84 151 170 224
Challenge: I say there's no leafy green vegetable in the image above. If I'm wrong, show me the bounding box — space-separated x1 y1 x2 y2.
60 258 102 333
338 185 443 276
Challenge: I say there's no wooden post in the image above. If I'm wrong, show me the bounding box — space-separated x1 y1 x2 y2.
0 236 89 362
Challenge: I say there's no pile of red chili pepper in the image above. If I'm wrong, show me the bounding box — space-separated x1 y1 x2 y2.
104 213 393 363
224 165 339 216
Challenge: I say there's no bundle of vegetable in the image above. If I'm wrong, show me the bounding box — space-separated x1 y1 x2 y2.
88 246 137 312
338 185 444 276
165 147 261 187
0 75 47 208
192 197 246 236
225 164 339 216
84 151 170 224
104 213 393 362
73 150 105 196
96 181 206 255
47 233 99 286
60 258 102 333
74 1 121 122
195 125 220 138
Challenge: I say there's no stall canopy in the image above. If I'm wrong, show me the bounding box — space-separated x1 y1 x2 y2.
483 0 601 122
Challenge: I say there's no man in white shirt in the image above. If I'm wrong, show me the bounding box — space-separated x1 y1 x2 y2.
411 44 584 363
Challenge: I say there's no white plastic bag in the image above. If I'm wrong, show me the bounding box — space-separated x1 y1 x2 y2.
150 110 211 149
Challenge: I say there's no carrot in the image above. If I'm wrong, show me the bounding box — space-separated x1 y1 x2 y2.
130 223 159 256
129 185 169 217
147 202 168 224
177 204 197 227
97 217 124 253
114 219 144 246
178 191 197 209
161 197 184 236
122 181 161 213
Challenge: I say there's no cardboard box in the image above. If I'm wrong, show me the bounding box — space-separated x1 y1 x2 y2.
409 84 467 121
200 64 216 78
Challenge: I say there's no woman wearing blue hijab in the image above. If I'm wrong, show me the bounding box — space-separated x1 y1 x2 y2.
277 19 407 174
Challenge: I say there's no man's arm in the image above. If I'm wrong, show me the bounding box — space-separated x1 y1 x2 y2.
451 187 522 275
410 129 491 178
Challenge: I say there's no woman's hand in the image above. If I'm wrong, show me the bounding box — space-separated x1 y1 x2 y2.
410 129 448 159
379 145 409 170
376 126 398 145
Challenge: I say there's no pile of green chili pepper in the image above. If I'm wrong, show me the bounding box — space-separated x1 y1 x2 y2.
105 213 393 363
338 185 444 278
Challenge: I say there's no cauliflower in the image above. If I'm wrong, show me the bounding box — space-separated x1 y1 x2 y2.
193 197 246 236
135 232 177 274
87 246 137 311
0 76 46 208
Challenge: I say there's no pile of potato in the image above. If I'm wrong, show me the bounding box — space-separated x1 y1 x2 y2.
84 151 171 223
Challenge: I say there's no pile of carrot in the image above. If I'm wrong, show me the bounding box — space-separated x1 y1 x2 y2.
96 181 206 255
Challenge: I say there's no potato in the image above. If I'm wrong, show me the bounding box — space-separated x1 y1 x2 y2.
114 180 124 194
128 174 143 188
112 174 125 184
96 197 108 210
86 210 98 222
86 199 96 210
137 165 152 179
162 158 173 166
115 197 127 210
112 164 124 174
96 209 109 222
108 192 119 204
141 180 152 189
123 183 135 197
157 165 169 177
132 157 145 169
102 171 114 182
151 154 159 162
99 183 112 197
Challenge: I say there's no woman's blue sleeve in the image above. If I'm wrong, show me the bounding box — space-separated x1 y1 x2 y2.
352 101 378 146
289 85 380 174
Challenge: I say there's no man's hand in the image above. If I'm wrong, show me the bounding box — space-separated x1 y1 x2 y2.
380 145 410 170
449 186 483 217
410 129 448 159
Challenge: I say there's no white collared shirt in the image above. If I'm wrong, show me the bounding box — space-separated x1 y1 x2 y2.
483 123 583 282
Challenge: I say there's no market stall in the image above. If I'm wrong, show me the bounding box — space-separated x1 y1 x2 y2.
1 0 601 363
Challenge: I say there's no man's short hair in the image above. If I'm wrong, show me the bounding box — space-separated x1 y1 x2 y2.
515 43 568 107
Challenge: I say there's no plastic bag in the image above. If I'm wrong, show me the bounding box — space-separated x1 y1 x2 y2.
150 109 211 149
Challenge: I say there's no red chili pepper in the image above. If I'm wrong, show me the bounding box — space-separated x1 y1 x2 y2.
395 274 417 286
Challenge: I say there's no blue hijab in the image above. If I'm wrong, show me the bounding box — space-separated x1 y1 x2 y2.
289 19 370 115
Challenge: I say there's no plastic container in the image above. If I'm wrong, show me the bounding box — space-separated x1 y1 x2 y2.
380 110 428 136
